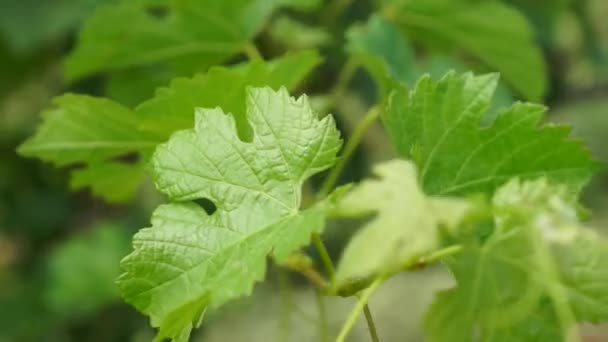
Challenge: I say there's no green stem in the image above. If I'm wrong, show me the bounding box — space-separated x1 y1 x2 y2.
362 303 380 342
336 278 383 342
312 234 335 281
330 58 358 107
316 290 329 342
318 106 381 198
277 269 293 341
243 42 263 61
418 245 463 266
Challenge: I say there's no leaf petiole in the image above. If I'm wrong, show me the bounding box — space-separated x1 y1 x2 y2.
336 277 383 342
318 106 381 198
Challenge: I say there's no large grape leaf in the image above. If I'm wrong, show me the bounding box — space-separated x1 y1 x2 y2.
332 160 472 291
383 72 596 197
137 50 321 140
118 87 342 341
18 53 320 202
424 179 608 341
65 0 279 80
384 0 547 100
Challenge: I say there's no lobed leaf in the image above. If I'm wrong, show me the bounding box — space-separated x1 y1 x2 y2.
118 87 342 341
384 72 596 197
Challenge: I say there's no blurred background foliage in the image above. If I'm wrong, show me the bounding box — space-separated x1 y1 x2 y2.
0 0 607 341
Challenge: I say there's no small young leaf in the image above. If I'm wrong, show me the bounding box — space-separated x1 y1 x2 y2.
384 72 596 196
385 0 547 100
119 87 342 341
332 159 472 290
425 179 608 341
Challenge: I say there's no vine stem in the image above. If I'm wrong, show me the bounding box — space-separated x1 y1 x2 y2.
316 290 329 342
330 58 358 107
312 233 335 281
336 278 383 342
277 269 293 341
362 303 380 342
318 106 381 198
243 43 263 61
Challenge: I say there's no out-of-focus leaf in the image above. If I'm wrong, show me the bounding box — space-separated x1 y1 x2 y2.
70 161 145 203
385 0 547 100
65 0 280 80
45 223 130 316
332 160 472 290
0 0 105 54
18 94 158 166
105 66 175 107
137 50 322 140
346 14 414 98
425 179 608 341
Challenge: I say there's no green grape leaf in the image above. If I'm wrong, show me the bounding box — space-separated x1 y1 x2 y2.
137 50 321 140
17 94 158 166
45 223 130 316
384 72 596 196
65 0 278 80
118 87 342 341
70 161 145 203
425 179 608 341
385 0 547 100
346 14 414 98
332 159 472 290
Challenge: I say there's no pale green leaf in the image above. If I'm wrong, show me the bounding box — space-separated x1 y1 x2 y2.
333 159 471 290
17 94 158 166
119 87 342 341
70 161 145 203
425 179 608 341
65 0 279 80
386 0 547 100
137 50 322 140
384 72 596 196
